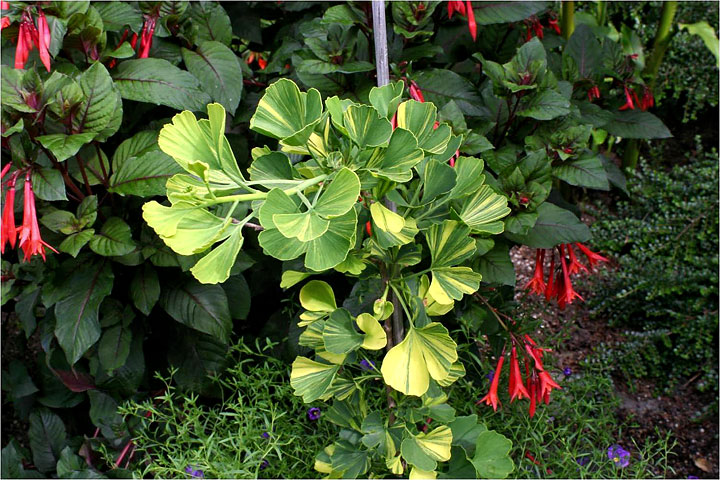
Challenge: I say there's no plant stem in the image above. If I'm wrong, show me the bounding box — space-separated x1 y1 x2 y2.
203 174 328 206
624 1 678 171
645 1 678 91
561 1 575 41
596 1 608 27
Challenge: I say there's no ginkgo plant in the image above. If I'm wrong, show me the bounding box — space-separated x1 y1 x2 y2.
144 79 516 478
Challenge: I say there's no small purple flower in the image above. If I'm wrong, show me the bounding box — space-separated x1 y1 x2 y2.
260 460 269 470
486 369 495 381
687 476 698 479
563 367 572 376
185 466 204 478
576 455 590 467
307 407 321 421
359 359 375 371
608 444 630 468
261 431 270 439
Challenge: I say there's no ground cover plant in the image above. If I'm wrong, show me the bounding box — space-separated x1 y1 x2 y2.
1 1 716 479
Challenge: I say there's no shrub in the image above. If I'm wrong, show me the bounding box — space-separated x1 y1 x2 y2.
587 143 719 394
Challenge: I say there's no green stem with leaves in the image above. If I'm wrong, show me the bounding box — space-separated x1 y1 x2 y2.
623 1 678 171
561 1 575 41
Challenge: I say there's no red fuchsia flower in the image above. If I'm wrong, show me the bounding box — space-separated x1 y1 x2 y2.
390 111 397 130
257 55 267 70
640 86 654 111
447 1 466 19
477 354 505 411
574 242 609 268
447 1 476 40
618 85 641 111
1 1 10 30
587 85 601 102
557 245 583 308
544 253 556 301
409 81 425 102
466 1 476 41
130 32 139 50
537 369 562 400
1 171 18 254
567 243 588 275
548 17 561 35
36 8 50 71
365 221 372 237
448 150 459 167
524 249 546 295
18 172 57 262
138 15 157 58
509 347 530 402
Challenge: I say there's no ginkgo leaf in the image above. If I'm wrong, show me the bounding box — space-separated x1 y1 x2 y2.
356 313 387 350
300 280 337 312
323 308 364 354
370 202 405 233
426 220 477 268
290 356 340 402
343 104 393 148
314 168 361 218
458 185 511 234
381 323 458 397
428 266 482 305
190 225 244 284
274 211 330 242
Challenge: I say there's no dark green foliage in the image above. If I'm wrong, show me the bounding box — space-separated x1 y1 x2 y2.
587 146 719 393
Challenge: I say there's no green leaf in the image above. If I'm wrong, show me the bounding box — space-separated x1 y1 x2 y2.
604 111 672 139
365 128 424 183
458 185 511 234
290 356 340 402
679 22 719 66
473 2 548 25
222 273 251 320
249 78 323 146
564 24 603 79
428 267 482 305
36 133 96 162
72 62 122 138
370 202 405 233
112 130 159 165
469 430 514 479
157 103 244 185
422 160 456 203
369 80 404 118
411 69 485 116
144 202 230 256
113 58 212 111
323 308 365 354
32 168 66 201
189 1 232 46
159 280 232 343
168 329 228 391
517 89 570 120
401 426 453 472
504 202 591 248
2 439 45 478
450 157 485 199
357 313 387 350
59 229 94 257
28 409 67 473
95 1 142 32
109 150 184 197
397 101 451 154
275 211 330 241
475 243 515 286
449 415 487 457
426 220 477 268
129 263 160 315
381 322 458 397
89 217 136 257
343 105 393 148
300 280 337 313
190 225 244 284
314 168 361 218
553 152 610 190
97 325 132 375
304 209 357 271
53 260 114 365
182 41 243 115
249 152 295 184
